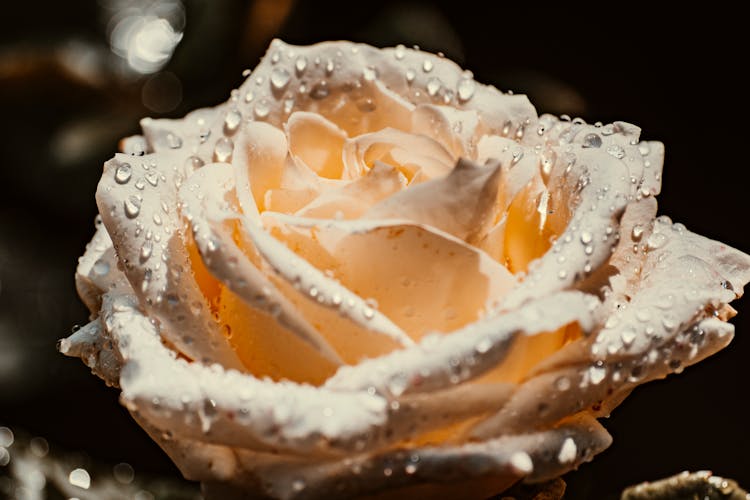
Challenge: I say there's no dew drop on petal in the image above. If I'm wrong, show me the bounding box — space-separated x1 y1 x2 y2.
555 376 571 391
363 66 378 81
509 451 533 474
124 196 142 218
589 364 606 384
394 44 406 60
606 144 626 159
295 56 307 74
558 437 577 464
631 224 644 241
457 78 475 102
582 133 602 148
223 109 242 135
426 77 441 97
270 67 291 91
646 232 667 250
621 328 636 346
310 81 330 100
115 163 132 184
422 59 433 72
213 137 234 163
93 259 110 276
166 133 182 149
253 99 271 119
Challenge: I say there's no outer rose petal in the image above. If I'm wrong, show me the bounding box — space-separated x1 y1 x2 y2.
96 152 242 369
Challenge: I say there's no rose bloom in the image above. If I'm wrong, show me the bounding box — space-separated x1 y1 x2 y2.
61 40 750 499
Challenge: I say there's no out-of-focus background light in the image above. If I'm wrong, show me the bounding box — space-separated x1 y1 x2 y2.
104 0 185 75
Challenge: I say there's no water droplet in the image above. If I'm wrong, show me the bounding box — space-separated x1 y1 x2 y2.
224 109 242 135
241 68 251 77
405 68 416 83
606 144 626 159
213 137 234 163
638 142 651 156
558 269 568 280
145 171 159 187
310 81 330 99
166 133 182 149
363 306 375 320
185 155 204 173
69 468 91 489
422 59 433 72
363 66 378 81
294 56 307 74
509 451 533 474
502 121 512 137
555 376 571 391
580 231 593 244
124 196 142 218
589 364 606 384
253 99 270 119
292 479 306 492
426 77 441 97
93 259 110 276
140 241 153 261
270 67 291 91
325 58 334 75
244 90 255 103
646 232 667 250
582 133 602 148
115 163 132 184
631 224 644 241
621 329 636 346
283 98 295 114
457 78 475 102
475 337 492 354
662 315 677 331
405 463 417 474
394 44 406 60
558 437 577 464
383 467 393 477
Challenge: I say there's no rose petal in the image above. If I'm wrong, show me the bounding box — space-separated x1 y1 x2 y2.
233 121 289 215
75 217 129 313
324 291 594 397
266 214 518 340
96 152 243 369
469 317 733 439
233 40 536 142
239 215 415 349
342 128 455 181
286 112 348 179
97 290 390 456
214 413 610 499
363 158 501 244
296 162 406 219
411 104 483 158
141 106 226 160
58 319 121 386
178 163 345 377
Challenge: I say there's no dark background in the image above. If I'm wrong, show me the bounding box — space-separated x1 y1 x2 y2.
0 1 747 498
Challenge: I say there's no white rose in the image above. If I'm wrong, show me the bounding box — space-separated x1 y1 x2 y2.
61 39 750 499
